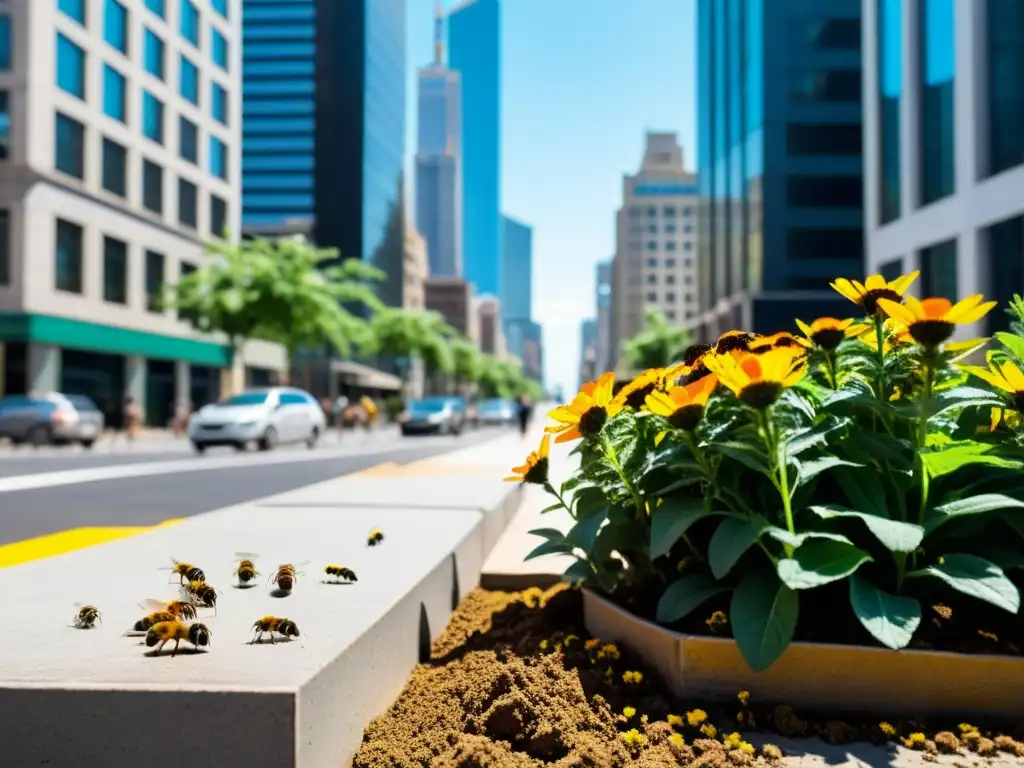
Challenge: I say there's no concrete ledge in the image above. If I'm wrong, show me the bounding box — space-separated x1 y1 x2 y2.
0 434 531 768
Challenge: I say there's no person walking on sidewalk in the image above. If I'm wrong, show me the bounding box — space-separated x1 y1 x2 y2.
123 392 141 441
515 394 533 437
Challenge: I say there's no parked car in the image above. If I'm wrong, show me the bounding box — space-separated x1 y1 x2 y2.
477 398 516 426
0 392 104 447
187 387 326 453
400 396 466 436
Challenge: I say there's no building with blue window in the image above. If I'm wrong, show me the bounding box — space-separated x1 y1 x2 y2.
694 0 864 342
500 215 532 322
0 0 286 425
449 0 501 297
864 0 1024 338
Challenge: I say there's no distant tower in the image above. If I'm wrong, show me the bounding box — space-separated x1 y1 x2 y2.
434 0 445 64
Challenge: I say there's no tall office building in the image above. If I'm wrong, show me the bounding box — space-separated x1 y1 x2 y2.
449 0 501 296
500 214 532 321
595 260 612 374
610 133 698 369
695 0 864 341
579 318 597 387
864 0 1024 338
241 0 407 307
0 0 285 424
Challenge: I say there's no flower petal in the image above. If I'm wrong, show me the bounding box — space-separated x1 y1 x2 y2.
864 274 886 290
553 426 583 443
1002 360 1024 392
951 299 997 325
962 364 1011 392
877 297 915 324
889 270 921 295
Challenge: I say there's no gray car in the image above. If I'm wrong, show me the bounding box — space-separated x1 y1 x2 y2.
400 396 466 436
0 393 105 447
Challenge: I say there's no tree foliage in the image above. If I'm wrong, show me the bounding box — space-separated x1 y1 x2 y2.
363 308 455 376
622 309 690 372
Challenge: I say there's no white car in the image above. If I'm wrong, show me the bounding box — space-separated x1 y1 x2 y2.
188 387 326 453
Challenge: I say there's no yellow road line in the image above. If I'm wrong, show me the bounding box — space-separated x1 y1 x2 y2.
350 461 400 477
0 517 184 569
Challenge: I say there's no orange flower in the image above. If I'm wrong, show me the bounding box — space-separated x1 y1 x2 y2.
546 372 622 443
877 295 997 348
795 317 865 351
645 374 719 431
706 347 807 409
505 434 550 484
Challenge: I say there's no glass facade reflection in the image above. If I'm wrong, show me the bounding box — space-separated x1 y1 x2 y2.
919 0 955 204
878 0 901 223
986 215 1024 334
919 239 958 301
987 0 1024 178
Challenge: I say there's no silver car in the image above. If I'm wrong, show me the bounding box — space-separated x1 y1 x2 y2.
401 397 466 436
0 393 105 447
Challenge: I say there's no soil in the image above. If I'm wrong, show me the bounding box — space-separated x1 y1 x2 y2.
351 586 1024 768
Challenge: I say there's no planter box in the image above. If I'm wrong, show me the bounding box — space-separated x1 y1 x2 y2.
582 589 1024 718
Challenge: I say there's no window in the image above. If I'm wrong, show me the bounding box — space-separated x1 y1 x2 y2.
55 112 85 179
59 0 87 25
788 176 863 208
101 137 127 197
646 241 656 251
178 178 197 228
920 239 958 301
144 29 165 79
789 18 861 50
665 258 677 268
180 0 199 46
104 0 128 54
178 261 197 322
142 91 164 143
987 1 1024 177
56 34 86 99
787 124 862 156
665 310 676 321
179 116 198 163
666 241 677 251
684 225 692 233
646 207 657 216
665 292 677 303
212 0 228 18
629 208 641 218
142 159 163 213
647 224 657 233
665 275 676 285
144 0 165 17
879 0 902 223
684 242 693 251
646 292 657 302
878 257 905 283
787 228 864 261
665 223 677 233
55 219 83 294
211 82 228 124
0 210 8 285
986 216 1024 333
209 137 227 179
102 65 127 122
646 274 657 285
102 236 128 304
179 55 199 104
920 0 955 203
212 28 228 70
663 206 676 216
683 207 692 216
0 16 11 70
210 194 227 236
790 69 861 102
0 91 8 160
645 257 657 268
145 249 165 312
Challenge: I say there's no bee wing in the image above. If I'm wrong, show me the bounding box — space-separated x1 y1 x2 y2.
139 598 168 612
234 551 260 559
72 602 85 608
294 560 312 569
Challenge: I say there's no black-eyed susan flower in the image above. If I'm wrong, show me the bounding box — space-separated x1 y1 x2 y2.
616 368 663 410
877 295 997 348
546 372 622 442
960 355 1024 429
795 317 865 351
831 270 920 315
645 374 719 431
682 343 712 366
705 347 807 409
504 434 550 485
715 330 760 355
750 331 810 355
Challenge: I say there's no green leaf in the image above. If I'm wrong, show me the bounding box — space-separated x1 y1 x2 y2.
650 498 706 560
930 386 1006 417
796 456 863 488
656 573 730 624
996 331 1024 362
525 540 574 561
764 528 854 549
730 570 799 672
910 554 1020 613
809 505 925 553
565 508 608 552
786 417 847 457
714 442 770 474
708 517 767 579
776 539 872 590
848 574 921 650
921 443 1023 479
563 558 595 584
573 486 608 519
834 467 888 517
541 502 564 514
527 528 567 542
925 493 1024 534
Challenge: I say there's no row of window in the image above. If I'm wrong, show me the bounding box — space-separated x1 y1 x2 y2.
645 257 694 269
633 240 694 252
628 206 694 218
57 33 230 128
629 223 695 234
645 273 694 286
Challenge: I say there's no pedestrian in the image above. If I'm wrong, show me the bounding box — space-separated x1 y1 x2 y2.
515 394 532 437
123 392 141 442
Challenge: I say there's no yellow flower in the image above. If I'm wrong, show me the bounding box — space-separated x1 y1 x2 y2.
616 368 664 410
622 670 644 684
667 714 684 728
903 732 927 750
705 347 807 409
700 723 718 739
620 729 647 749
645 374 719 431
961 355 1024 416
504 434 550 484
737 690 751 706
546 372 622 442
878 295 997 348
623 706 637 719
749 331 810 354
879 722 897 737
669 733 685 748
795 317 865 351
686 709 707 727
831 270 920 315
584 638 601 651
715 330 761 355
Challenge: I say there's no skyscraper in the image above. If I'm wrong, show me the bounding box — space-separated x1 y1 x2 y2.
500 215 532 321
449 0 501 296
241 0 407 307
695 0 863 341
415 3 462 277
595 261 613 374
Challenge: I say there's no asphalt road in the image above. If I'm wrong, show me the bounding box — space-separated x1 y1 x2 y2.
0 427 514 547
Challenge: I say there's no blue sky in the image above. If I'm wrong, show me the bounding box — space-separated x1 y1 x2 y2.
406 0 695 396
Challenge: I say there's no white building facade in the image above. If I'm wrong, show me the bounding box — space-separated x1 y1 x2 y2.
864 0 1024 339
0 0 283 425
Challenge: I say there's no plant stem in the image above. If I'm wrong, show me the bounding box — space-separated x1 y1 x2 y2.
916 357 935 526
759 408 795 557
823 351 838 389
873 314 887 400
601 432 645 520
543 482 571 514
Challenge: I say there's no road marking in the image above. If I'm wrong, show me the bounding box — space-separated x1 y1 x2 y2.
0 518 184 569
384 456 510 477
350 462 400 477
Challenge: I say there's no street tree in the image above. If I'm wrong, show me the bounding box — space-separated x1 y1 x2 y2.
450 337 483 391
363 308 455 388
622 309 690 371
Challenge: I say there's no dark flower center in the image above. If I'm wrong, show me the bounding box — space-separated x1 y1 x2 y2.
668 404 705 431
1011 392 1024 412
682 344 712 366
811 328 845 350
523 457 549 485
739 381 783 409
579 406 608 437
716 333 758 355
862 288 902 315
908 319 955 348
624 383 656 410
773 336 802 349
681 361 711 385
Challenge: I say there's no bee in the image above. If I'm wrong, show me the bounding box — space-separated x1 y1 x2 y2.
249 616 300 644
269 562 309 593
181 580 219 614
161 558 206 586
145 620 212 656
367 529 384 547
71 603 101 629
324 564 358 583
233 551 261 586
128 598 198 634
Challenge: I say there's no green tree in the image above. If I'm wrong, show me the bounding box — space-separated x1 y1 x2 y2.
450 338 484 390
362 308 455 388
477 355 542 400
622 309 690 371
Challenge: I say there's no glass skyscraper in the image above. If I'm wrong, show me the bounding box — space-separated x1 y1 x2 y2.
695 0 864 340
500 214 532 321
449 0 501 297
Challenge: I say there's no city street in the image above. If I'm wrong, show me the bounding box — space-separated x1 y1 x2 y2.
0 425 514 557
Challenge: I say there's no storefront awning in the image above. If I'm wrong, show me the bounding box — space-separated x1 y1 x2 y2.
330 361 403 391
